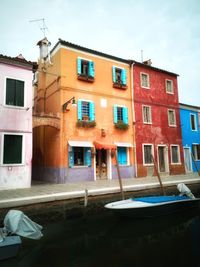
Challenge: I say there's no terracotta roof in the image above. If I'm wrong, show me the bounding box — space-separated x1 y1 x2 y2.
0 54 37 71
51 38 178 76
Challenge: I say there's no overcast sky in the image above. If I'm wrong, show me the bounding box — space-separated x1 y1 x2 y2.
1 0 200 106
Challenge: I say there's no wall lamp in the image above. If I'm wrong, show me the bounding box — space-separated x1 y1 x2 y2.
62 97 77 112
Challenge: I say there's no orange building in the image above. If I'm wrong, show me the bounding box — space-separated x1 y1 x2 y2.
33 38 136 183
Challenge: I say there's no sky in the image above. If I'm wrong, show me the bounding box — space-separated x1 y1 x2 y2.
1 0 200 106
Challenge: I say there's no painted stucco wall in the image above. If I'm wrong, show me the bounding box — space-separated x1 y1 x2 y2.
133 64 185 177
33 45 136 182
0 62 33 190
180 107 200 172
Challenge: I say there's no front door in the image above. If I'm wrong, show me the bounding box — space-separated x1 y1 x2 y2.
158 146 168 173
96 149 107 179
184 147 192 172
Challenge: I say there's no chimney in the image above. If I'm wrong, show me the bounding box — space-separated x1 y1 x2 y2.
143 59 152 66
37 37 51 60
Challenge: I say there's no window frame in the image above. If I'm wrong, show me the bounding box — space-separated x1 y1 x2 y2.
142 105 152 124
1 132 25 166
170 144 181 164
4 76 25 109
68 146 92 167
168 109 176 127
190 113 197 131
142 143 154 166
165 79 174 94
112 66 127 89
113 105 129 125
77 57 94 82
77 99 95 122
192 144 200 161
140 72 150 89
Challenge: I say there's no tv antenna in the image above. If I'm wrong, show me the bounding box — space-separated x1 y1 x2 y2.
29 18 48 37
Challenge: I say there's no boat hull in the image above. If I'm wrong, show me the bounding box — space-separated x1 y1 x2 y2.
105 198 200 218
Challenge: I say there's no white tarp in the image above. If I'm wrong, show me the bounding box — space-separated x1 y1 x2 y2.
4 210 43 240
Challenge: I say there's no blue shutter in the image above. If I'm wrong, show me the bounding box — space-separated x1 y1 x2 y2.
89 102 95 121
89 61 94 78
77 58 82 75
84 148 91 166
123 107 128 124
113 105 118 123
69 148 74 167
77 100 82 120
112 66 116 83
121 69 127 85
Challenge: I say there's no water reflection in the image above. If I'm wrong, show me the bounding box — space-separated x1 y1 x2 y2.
1 211 200 267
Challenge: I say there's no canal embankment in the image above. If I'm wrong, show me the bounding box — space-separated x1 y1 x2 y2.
0 173 200 224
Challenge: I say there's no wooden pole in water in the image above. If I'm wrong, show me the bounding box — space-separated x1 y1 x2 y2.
151 155 165 195
115 150 125 200
191 152 200 176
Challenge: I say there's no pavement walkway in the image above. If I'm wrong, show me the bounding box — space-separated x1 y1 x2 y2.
0 173 200 209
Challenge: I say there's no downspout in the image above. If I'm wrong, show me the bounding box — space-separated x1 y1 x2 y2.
130 61 138 177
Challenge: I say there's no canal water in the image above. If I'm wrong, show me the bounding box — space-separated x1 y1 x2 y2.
1 210 200 267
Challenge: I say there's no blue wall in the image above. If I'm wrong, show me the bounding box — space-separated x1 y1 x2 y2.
180 107 200 172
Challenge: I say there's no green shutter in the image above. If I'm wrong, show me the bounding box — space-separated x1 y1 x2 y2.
113 105 118 123
89 102 95 121
77 100 82 120
16 80 24 107
89 61 94 78
6 78 15 105
77 58 82 75
68 148 74 167
123 107 128 124
112 66 116 83
121 69 127 85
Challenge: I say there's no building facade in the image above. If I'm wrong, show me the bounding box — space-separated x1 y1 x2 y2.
180 103 200 173
133 61 185 177
33 39 136 183
0 54 34 190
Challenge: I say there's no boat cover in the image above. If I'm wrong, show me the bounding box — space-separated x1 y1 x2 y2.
3 210 43 240
133 195 190 204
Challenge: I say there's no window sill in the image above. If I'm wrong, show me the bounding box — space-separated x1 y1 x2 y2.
166 91 174 95
76 120 96 128
78 75 94 82
143 122 152 125
168 124 177 127
143 163 154 166
170 162 181 165
141 86 150 89
3 104 27 110
1 163 24 167
113 83 127 89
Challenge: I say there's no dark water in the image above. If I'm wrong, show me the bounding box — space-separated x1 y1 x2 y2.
1 211 200 267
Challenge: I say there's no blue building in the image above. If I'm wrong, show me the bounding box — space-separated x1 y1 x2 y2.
180 103 200 173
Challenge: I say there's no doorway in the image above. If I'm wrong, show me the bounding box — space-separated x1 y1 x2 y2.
158 146 169 173
183 147 192 172
96 149 108 179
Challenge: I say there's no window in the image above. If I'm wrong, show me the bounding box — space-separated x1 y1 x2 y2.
143 144 153 165
190 114 197 131
5 78 24 107
142 105 152 124
166 80 174 94
171 145 180 164
192 144 200 160
3 134 23 164
117 147 127 165
112 66 127 88
168 109 176 126
77 100 95 121
68 147 91 167
113 105 128 124
77 58 94 81
140 73 150 88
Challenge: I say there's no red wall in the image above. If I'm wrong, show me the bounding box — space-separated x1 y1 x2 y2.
133 64 185 177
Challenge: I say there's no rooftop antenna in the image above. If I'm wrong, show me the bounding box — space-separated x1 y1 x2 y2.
29 18 48 37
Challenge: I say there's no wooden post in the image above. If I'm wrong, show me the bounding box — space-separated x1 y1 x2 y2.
115 151 125 200
151 155 165 195
84 189 88 207
191 152 200 176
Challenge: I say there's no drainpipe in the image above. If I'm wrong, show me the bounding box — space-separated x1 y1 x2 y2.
130 61 138 177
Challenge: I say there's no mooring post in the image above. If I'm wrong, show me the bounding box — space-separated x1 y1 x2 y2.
84 189 88 207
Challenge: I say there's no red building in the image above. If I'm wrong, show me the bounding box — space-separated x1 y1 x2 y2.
133 60 185 177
